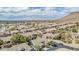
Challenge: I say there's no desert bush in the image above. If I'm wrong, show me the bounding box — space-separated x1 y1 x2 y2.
10 33 30 44
20 48 25 51
75 22 79 27
75 39 79 44
72 28 78 33
53 30 73 44
31 34 37 40
34 45 42 51
0 39 4 45
45 41 54 48
4 43 12 48
53 33 61 40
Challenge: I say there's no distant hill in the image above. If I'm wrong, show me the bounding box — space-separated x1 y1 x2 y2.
0 12 79 24
54 12 79 24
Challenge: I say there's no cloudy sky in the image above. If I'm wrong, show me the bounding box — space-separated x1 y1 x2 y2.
0 7 79 21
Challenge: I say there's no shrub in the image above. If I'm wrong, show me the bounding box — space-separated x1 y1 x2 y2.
53 31 73 44
45 44 50 48
75 22 79 27
4 43 12 48
72 28 78 33
34 45 42 51
32 34 37 39
0 39 4 45
10 33 30 44
75 39 79 44
53 34 61 40
45 41 54 48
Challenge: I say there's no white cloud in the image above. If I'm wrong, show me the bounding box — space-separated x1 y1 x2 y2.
69 7 79 12
0 7 28 12
0 7 79 20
